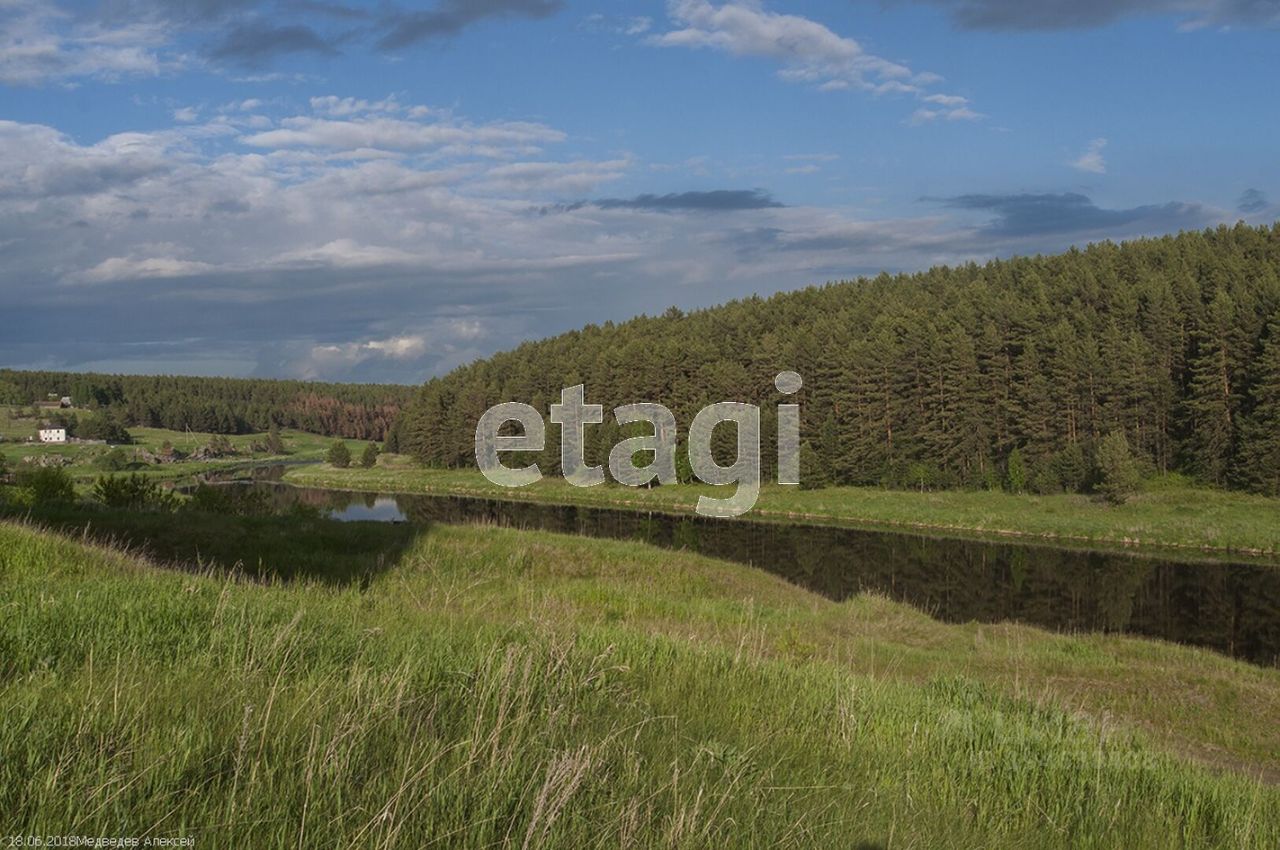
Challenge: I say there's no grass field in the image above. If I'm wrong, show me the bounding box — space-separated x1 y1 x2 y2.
286 459 1280 559
2 514 1278 847
0 405 371 483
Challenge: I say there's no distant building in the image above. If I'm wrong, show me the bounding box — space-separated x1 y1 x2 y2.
38 428 67 444
60 396 72 407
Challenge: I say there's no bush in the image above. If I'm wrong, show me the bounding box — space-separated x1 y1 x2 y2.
360 441 380 469
97 447 132 471
327 440 351 468
14 466 75 506
92 474 176 512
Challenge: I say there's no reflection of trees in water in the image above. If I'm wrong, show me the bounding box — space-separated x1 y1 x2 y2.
240 483 1280 666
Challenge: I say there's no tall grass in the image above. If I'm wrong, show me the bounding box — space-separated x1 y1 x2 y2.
1 520 1277 847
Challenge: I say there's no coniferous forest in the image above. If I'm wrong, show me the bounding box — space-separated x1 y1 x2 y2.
0 370 413 440
398 223 1280 495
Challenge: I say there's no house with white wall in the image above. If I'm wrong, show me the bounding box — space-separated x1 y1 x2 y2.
38 427 67 444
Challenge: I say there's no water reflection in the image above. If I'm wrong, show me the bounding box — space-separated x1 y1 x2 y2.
222 480 1280 667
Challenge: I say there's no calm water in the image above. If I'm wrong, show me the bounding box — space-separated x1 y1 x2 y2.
221 477 1280 667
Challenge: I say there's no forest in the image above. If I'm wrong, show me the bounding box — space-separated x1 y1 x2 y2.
0 370 413 441
397 222 1280 496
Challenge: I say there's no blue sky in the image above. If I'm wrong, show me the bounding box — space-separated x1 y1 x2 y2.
1 0 1277 382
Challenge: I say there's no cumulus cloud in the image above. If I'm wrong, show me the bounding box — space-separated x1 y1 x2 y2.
0 101 1240 381
1070 138 1108 174
890 0 1280 31
650 0 980 122
0 0 172 86
0 0 567 86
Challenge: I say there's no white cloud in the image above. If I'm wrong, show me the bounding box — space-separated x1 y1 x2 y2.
74 255 216 284
1070 138 1108 174
241 115 565 156
309 95 406 117
480 159 632 193
0 1 173 86
908 105 983 125
651 0 979 122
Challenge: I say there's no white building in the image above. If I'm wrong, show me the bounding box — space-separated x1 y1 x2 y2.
38 428 67 444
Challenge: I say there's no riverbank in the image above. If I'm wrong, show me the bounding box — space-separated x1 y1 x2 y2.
2 517 1278 846
285 459 1280 560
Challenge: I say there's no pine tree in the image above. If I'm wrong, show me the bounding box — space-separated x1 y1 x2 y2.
1006 448 1027 493
266 424 286 455
360 441 380 469
1237 314 1280 495
1186 291 1239 485
327 440 351 468
1097 430 1140 505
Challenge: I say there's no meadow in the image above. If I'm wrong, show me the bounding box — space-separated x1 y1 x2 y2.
0 405 371 485
2 513 1279 848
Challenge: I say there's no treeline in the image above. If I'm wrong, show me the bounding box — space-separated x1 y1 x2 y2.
398 222 1280 495
0 371 413 441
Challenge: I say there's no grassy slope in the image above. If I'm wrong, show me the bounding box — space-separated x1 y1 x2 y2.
286 458 1280 559
2 518 1278 847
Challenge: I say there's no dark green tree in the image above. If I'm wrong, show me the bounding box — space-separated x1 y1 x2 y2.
360 441 380 469
1096 430 1141 505
266 424 286 455
1237 314 1280 495
327 440 352 468
1006 448 1028 494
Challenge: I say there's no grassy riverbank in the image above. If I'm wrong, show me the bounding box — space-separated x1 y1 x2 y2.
286 459 1280 559
3 516 1279 847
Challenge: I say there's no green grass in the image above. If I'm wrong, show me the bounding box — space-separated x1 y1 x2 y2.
285 460 1280 560
0 405 369 484
2 515 1278 847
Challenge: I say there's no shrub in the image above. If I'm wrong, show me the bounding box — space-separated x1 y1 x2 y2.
97 447 131 471
15 466 75 506
92 474 176 512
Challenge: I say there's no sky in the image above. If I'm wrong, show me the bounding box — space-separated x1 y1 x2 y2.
0 0 1277 383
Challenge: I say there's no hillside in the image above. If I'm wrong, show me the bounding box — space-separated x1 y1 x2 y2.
2 518 1278 847
398 223 1280 495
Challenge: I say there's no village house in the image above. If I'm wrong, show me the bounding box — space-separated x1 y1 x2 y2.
38 427 67 444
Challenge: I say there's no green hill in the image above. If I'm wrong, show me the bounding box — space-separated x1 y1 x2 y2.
398 223 1280 496
2 517 1278 847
